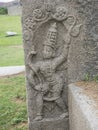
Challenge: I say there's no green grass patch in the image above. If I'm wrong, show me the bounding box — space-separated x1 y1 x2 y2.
0 74 28 130
0 15 22 46
0 46 24 66
0 15 24 66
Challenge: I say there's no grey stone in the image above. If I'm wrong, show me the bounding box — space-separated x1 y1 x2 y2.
0 66 25 77
67 0 98 83
7 0 22 16
21 0 98 130
29 113 69 130
6 31 17 36
68 84 98 130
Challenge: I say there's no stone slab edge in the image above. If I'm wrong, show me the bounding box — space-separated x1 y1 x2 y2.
0 66 25 77
29 115 69 130
68 84 98 130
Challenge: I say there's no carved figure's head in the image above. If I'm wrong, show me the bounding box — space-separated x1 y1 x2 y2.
43 23 57 59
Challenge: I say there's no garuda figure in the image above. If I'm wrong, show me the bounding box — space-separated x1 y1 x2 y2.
27 23 69 121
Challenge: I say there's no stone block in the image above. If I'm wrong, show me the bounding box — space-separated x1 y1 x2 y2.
29 114 69 130
68 84 98 130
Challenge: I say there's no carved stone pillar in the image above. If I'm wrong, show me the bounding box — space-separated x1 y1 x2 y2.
21 0 88 130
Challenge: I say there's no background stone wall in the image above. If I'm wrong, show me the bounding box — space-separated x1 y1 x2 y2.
8 5 22 15
6 0 22 15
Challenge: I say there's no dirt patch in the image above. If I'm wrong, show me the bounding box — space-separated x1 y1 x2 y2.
11 122 28 130
13 97 25 104
76 81 98 109
17 122 28 129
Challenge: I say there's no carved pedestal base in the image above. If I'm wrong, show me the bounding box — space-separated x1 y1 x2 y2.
29 114 69 130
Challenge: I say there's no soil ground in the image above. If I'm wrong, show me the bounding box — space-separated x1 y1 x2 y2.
76 81 98 109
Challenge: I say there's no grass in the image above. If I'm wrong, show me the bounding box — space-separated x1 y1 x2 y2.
0 46 24 66
0 15 24 66
0 16 27 129
0 15 22 46
0 74 28 130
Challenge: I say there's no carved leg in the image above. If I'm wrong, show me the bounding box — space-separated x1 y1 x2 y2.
55 98 68 113
34 92 43 121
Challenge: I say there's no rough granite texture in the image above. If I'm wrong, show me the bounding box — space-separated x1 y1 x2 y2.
68 84 98 130
21 0 98 130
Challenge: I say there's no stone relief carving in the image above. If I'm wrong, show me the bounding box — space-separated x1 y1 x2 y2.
52 6 67 21
27 23 69 121
21 0 98 129
23 4 82 34
24 2 82 121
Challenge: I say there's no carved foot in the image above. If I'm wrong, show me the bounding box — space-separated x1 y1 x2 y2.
34 115 42 121
60 112 69 118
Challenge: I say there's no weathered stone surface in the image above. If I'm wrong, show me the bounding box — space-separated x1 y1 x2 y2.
67 0 98 83
21 0 98 129
68 84 98 130
29 114 69 130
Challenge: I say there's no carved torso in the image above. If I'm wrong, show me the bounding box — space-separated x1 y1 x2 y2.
39 60 55 80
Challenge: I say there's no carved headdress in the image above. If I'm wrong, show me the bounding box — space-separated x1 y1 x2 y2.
43 23 57 50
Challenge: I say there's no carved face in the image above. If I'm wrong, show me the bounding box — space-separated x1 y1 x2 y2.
43 46 55 59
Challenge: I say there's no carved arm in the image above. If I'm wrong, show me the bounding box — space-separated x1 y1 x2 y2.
26 51 43 85
53 43 69 69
